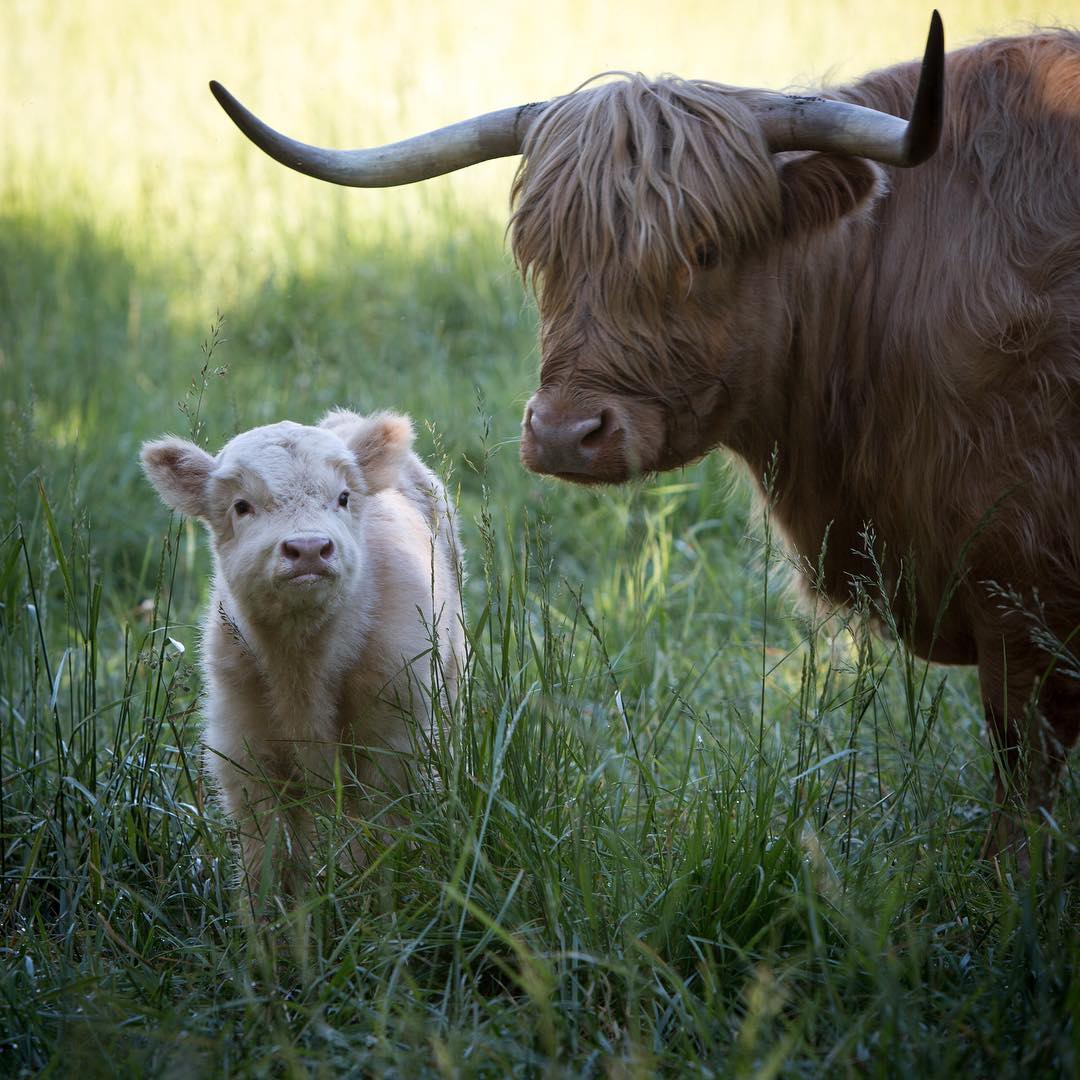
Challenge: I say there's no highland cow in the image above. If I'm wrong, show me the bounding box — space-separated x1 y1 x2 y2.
142 410 463 896
210 14 1079 858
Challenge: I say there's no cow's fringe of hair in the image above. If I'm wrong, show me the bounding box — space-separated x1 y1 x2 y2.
510 73 781 317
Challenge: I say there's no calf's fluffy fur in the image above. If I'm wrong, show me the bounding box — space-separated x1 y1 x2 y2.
142 409 463 895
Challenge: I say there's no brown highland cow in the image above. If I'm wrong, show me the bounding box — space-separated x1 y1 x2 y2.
210 13 1079 859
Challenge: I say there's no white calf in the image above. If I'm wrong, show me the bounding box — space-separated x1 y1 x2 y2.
141 409 463 896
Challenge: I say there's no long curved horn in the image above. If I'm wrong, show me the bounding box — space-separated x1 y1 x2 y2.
211 11 943 184
209 81 545 187
755 11 944 167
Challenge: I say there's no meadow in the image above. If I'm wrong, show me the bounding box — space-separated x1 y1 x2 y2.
2 1 1078 1075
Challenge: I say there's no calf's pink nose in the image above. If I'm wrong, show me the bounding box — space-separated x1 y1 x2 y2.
281 535 334 572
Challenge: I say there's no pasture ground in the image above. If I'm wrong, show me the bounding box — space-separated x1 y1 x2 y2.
2 2 1078 1075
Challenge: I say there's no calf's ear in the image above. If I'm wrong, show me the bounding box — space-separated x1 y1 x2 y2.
140 437 215 518
322 409 414 493
777 153 883 237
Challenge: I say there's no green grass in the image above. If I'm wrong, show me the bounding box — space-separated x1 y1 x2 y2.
3 2 1079 1076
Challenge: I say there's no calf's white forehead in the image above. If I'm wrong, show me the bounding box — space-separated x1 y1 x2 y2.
215 421 353 495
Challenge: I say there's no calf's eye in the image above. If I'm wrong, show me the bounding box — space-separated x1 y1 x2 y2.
233 499 252 517
338 491 350 508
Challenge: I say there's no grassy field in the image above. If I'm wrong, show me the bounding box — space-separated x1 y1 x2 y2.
3 1 1079 1075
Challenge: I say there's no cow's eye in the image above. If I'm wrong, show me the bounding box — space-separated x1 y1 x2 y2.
337 491 350 508
693 242 719 271
233 499 252 517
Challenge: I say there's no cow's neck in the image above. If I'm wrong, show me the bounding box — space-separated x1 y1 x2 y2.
221 587 368 740
730 218 885 604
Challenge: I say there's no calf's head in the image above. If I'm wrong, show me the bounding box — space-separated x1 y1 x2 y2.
141 411 413 625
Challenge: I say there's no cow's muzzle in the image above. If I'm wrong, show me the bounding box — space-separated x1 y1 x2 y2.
278 534 338 584
520 394 626 480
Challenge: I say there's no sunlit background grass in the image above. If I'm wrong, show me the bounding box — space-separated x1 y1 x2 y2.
2 1 1079 1075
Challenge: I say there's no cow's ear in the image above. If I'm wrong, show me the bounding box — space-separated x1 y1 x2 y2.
323 409 414 493
140 437 215 517
777 153 882 237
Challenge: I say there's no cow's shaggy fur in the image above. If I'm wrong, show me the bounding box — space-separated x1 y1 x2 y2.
142 410 463 896
512 32 1080 856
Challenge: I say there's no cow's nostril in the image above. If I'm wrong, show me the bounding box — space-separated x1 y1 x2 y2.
320 538 334 560
579 410 612 449
283 539 300 561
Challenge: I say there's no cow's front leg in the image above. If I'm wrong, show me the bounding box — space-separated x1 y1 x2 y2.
977 635 1075 870
206 742 319 906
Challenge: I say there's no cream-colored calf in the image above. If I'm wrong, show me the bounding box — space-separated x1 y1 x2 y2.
142 409 463 897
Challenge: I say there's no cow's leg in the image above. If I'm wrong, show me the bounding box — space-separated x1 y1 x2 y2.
208 744 319 907
229 777 317 903
338 737 413 875
977 634 1077 866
